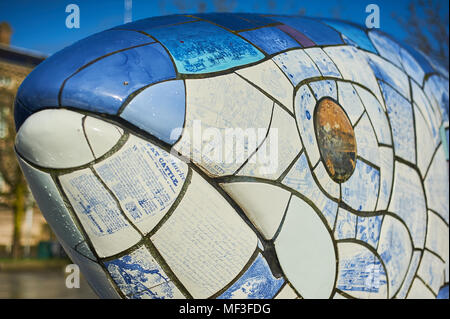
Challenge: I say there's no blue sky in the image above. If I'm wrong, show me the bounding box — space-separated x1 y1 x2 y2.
0 0 448 56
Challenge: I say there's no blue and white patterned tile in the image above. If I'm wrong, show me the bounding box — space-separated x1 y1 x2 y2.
275 196 336 299
367 31 403 69
104 246 184 299
366 52 410 101
355 85 392 145
272 50 321 87
424 75 449 124
399 47 425 85
356 215 383 249
304 47 342 78
395 250 422 299
424 145 449 224
341 160 379 212
236 105 302 179
218 254 284 299
59 168 142 257
151 171 257 299
173 73 273 177
414 104 437 176
323 46 384 107
309 80 337 101
425 211 449 267
236 60 294 113
220 182 291 240
93 135 188 235
337 81 365 125
417 250 445 295
282 153 338 229
334 208 357 240
388 162 427 249
294 84 320 166
412 80 441 144
313 161 340 199
239 26 300 55
353 113 380 166
83 116 123 159
377 215 413 298
336 242 388 299
380 81 416 164
375 146 394 211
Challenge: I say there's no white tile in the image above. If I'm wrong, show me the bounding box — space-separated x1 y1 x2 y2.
17 157 86 250
407 278 435 299
354 113 380 166
59 168 141 258
400 47 425 85
377 215 413 298
375 146 393 211
366 52 410 101
388 162 427 248
84 116 123 159
220 182 291 240
236 59 294 113
304 47 342 78
424 75 449 125
417 250 445 295
313 161 340 199
424 145 449 224
15 109 94 168
275 284 299 299
294 84 320 166
237 104 302 179
425 211 449 266
272 49 321 86
355 85 392 145
275 196 336 299
412 80 441 144
282 153 338 229
309 79 337 100
368 31 403 68
336 242 388 299
323 46 384 108
341 159 379 212
93 134 188 235
334 207 357 240
151 171 257 299
395 250 422 299
414 104 436 176
173 73 273 177
337 81 365 125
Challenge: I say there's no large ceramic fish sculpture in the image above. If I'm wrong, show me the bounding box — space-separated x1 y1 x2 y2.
14 13 449 299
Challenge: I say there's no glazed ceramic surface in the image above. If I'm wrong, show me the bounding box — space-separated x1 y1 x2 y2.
14 13 449 299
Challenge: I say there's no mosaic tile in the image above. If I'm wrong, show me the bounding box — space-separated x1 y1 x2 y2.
425 211 449 265
309 80 337 101
395 250 422 299
414 105 436 176
399 47 425 85
275 24 315 47
271 16 343 45
313 161 340 199
120 80 186 145
236 105 302 179
388 162 427 249
407 278 435 299
424 75 449 123
412 80 440 144
377 215 413 298
84 116 123 159
368 30 403 69
59 168 142 257
380 81 416 164
173 73 273 176
375 147 394 211
272 49 321 86
336 81 365 125
417 250 445 295
218 254 284 299
236 60 294 112
322 20 377 53
15 109 94 168
239 26 300 55
220 182 290 240
61 43 176 115
275 196 336 299
402 43 435 75
337 242 387 299
334 208 357 240
149 21 264 74
93 135 188 235
355 215 383 249
341 160 379 212
353 113 380 166
275 284 299 299
304 47 342 78
151 172 257 298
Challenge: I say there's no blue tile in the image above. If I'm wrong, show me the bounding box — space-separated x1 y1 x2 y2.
437 285 449 299
321 19 376 53
13 99 33 131
60 43 176 115
356 215 383 248
113 14 197 32
402 43 435 75
218 254 284 299
239 26 300 55
16 30 154 116
380 81 416 164
193 13 258 31
148 21 264 74
270 16 343 45
120 80 185 145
